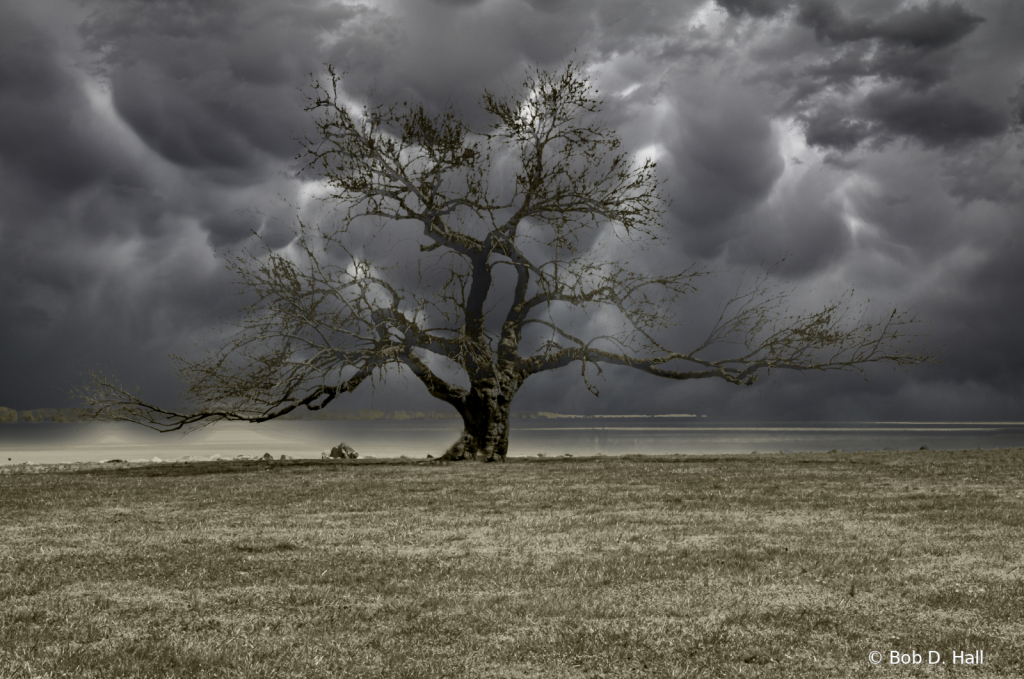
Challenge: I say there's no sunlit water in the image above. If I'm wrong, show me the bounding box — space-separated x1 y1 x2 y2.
3 419 1024 466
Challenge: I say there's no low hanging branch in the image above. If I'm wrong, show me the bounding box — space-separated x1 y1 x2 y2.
77 62 932 459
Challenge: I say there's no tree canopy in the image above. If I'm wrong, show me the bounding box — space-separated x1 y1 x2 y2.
80 63 930 460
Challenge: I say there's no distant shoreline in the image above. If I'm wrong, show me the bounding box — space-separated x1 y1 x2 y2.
4 447 1023 475
5 421 1024 467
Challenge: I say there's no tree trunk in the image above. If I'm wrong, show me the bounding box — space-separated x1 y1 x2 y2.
442 382 517 462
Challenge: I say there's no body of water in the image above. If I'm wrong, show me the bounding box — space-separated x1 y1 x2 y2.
2 418 1024 466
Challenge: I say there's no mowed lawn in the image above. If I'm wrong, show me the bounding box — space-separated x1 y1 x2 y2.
2 450 1023 678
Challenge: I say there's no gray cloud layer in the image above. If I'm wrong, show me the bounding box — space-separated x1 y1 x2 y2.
1 0 1022 420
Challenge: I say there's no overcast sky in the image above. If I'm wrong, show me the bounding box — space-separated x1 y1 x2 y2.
2 0 1022 420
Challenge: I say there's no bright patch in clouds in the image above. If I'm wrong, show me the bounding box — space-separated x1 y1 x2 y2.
837 176 881 239
634 144 664 166
766 118 819 203
296 178 333 214
618 82 642 98
687 1 727 33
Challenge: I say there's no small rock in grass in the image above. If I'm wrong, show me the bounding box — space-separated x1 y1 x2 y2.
739 647 771 664
920 445 929 450
329 443 358 459
260 452 274 461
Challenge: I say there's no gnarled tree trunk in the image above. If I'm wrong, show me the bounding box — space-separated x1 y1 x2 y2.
442 375 519 462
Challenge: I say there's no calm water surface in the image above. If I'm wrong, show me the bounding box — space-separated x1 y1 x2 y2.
3 418 1024 466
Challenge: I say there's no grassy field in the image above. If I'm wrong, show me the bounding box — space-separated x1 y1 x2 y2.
2 449 1023 678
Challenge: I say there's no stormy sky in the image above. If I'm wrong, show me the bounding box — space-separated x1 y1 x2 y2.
2 0 1022 421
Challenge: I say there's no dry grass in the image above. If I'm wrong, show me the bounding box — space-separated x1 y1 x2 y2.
2 449 1023 678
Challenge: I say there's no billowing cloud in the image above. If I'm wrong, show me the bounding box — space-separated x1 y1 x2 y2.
0 11 119 191
0 0 1022 422
78 0 369 176
708 0 1019 159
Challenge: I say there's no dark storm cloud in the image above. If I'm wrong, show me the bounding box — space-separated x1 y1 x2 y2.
801 103 874 151
78 0 368 176
800 86 1008 151
720 0 984 48
724 185 852 278
795 0 982 48
203 211 260 248
1016 82 1024 126
867 2 982 49
0 0 474 410
717 0 1007 154
13 306 52 330
110 65 263 170
862 85 1007 147
429 0 487 7
717 0 790 18
0 11 118 191
662 86 786 253
1 0 1023 423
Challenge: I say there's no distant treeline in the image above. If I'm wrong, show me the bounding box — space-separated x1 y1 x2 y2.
0 407 81 423
0 407 558 423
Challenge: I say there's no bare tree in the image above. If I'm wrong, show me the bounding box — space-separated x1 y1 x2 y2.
79 63 930 461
